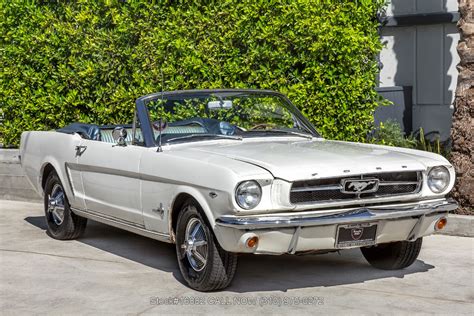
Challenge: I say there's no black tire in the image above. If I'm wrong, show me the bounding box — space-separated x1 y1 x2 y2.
175 199 237 291
361 238 423 270
44 171 87 240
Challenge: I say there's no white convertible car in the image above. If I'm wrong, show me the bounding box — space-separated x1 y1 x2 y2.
20 89 457 291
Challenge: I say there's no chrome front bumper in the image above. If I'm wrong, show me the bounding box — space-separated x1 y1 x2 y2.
216 199 457 230
213 199 457 254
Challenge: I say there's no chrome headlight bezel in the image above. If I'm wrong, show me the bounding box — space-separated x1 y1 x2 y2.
235 180 262 210
427 166 450 194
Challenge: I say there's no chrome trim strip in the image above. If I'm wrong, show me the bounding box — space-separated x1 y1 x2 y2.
66 162 203 187
378 181 420 186
64 162 76 197
291 185 342 192
71 207 171 242
216 199 457 230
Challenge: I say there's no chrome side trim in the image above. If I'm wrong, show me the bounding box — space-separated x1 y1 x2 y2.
66 162 189 186
64 163 76 197
71 207 172 243
215 199 457 230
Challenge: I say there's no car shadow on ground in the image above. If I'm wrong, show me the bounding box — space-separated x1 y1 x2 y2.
25 216 434 293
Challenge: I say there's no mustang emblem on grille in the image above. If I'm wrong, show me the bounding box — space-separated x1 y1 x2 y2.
342 178 379 194
348 181 375 192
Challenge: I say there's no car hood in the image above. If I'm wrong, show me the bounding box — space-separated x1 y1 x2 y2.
189 138 447 181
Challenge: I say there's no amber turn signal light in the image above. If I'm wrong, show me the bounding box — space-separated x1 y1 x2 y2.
246 236 259 248
435 218 447 231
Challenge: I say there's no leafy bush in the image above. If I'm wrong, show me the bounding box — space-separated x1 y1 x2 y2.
369 120 417 148
1 0 386 146
369 120 451 157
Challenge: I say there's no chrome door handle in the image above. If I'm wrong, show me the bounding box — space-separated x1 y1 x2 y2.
75 145 87 156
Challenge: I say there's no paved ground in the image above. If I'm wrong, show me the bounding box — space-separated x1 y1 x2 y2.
0 200 473 315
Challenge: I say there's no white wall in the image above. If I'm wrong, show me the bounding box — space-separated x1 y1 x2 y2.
386 0 458 15
379 0 459 140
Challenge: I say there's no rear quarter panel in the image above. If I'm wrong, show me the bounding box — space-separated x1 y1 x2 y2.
20 131 84 208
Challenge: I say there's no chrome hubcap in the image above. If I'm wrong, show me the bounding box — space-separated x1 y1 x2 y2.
181 212 208 272
47 184 65 225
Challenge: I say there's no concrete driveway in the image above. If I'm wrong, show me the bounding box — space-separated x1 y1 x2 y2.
0 200 473 315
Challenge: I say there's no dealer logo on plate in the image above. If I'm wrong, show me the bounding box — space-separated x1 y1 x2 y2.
351 228 364 240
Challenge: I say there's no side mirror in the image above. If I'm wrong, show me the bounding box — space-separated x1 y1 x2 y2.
112 126 127 146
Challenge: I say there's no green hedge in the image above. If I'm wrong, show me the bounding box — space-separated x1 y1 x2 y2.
1 0 385 146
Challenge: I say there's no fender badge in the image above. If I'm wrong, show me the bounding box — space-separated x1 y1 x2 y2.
152 203 165 219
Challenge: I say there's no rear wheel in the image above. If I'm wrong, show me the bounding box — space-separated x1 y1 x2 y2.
44 171 87 240
361 238 423 270
175 199 237 291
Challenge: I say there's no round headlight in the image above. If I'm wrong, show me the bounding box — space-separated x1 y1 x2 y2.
428 166 450 193
235 181 262 209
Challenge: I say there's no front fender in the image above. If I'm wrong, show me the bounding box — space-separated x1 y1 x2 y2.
170 185 219 227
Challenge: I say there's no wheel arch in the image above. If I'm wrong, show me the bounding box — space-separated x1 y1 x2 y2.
169 189 216 243
41 162 56 191
39 158 72 199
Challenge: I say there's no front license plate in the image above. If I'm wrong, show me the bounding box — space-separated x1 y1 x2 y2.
336 223 377 248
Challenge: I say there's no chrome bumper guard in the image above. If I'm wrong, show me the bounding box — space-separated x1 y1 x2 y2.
216 199 457 230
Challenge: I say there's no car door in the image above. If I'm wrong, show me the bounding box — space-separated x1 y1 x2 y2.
139 150 172 234
76 138 145 226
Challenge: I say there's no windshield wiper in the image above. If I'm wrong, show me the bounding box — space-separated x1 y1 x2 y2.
165 134 243 143
245 129 313 139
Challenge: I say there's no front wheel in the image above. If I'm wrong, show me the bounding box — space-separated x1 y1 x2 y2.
361 238 423 270
175 199 237 291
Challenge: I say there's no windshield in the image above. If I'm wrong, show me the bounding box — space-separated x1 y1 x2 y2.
143 90 319 144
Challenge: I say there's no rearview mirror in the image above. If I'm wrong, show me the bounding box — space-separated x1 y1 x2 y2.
112 126 127 146
208 100 233 110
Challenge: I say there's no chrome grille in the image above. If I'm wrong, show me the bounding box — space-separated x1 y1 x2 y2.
290 171 422 204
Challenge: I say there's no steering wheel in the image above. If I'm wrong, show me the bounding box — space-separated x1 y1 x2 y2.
250 123 275 130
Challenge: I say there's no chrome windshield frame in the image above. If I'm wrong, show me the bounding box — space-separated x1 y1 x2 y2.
134 89 321 147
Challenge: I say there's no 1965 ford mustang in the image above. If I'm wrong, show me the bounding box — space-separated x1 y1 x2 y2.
20 89 457 291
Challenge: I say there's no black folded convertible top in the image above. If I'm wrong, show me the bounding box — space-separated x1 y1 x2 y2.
57 123 102 141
